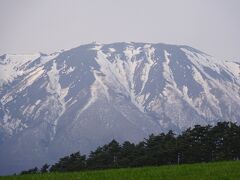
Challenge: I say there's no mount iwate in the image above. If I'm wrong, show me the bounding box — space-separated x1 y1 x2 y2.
0 42 239 174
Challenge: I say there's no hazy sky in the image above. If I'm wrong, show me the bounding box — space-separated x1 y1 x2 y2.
0 0 239 60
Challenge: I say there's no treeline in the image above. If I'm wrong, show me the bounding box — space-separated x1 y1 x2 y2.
20 121 240 174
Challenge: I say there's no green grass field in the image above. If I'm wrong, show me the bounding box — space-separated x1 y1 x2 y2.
1 161 240 180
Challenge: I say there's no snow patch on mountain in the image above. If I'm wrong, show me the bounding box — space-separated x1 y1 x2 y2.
0 113 28 135
223 61 240 82
40 53 59 65
46 61 69 139
140 46 155 93
76 70 110 117
181 48 221 73
163 50 175 86
0 53 40 85
26 67 45 87
95 47 145 112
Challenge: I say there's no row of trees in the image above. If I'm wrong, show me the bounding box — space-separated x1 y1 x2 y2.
20 121 240 174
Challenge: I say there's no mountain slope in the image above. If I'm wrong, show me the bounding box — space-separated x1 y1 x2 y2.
0 42 239 174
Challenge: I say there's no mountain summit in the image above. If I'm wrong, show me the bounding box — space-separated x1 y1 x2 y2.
0 42 239 174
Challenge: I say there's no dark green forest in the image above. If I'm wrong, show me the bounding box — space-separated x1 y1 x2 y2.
20 121 240 174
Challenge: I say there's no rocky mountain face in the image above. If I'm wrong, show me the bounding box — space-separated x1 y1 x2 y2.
0 42 239 174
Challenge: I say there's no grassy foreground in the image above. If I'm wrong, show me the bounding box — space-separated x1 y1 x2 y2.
1 161 240 180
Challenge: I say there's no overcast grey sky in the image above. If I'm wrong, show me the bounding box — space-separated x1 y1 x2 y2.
0 0 239 60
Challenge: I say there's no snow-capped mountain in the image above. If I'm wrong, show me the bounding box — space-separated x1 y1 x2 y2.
0 42 239 174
